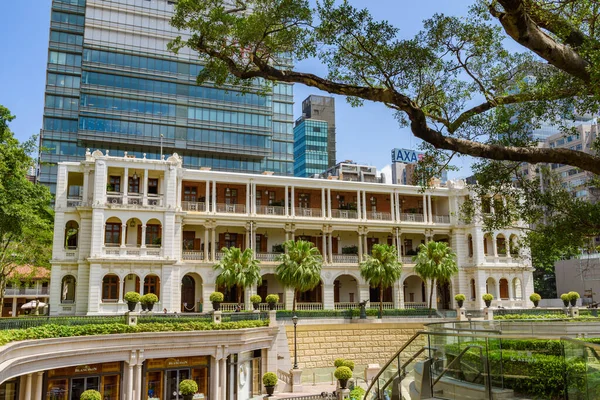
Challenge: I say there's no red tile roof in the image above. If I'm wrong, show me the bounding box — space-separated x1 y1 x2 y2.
8 265 50 279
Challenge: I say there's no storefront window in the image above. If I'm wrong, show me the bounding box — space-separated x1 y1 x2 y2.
0 378 18 400
145 357 209 400
46 363 121 400
227 350 262 400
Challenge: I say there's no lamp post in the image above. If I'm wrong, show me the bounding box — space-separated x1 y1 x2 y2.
292 315 299 369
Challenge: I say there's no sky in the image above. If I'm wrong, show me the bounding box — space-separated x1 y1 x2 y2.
0 0 476 179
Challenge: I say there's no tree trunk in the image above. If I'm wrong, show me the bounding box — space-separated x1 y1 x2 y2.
428 279 435 318
0 278 5 318
379 283 384 319
237 285 242 305
293 289 297 313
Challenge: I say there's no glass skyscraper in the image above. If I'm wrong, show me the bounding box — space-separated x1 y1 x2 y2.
40 0 294 194
293 117 328 177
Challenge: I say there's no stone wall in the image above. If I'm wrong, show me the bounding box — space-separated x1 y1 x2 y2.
285 321 425 370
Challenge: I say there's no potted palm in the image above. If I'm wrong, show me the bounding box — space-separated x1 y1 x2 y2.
482 293 493 308
124 291 140 312
561 293 570 307
265 294 279 310
454 294 466 308
80 390 101 400
210 291 224 311
334 366 353 389
568 291 580 307
250 294 262 310
263 372 278 396
179 379 198 400
140 293 158 312
529 293 541 307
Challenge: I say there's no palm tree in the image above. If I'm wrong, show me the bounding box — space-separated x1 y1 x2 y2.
360 244 402 318
213 247 261 305
275 240 323 312
413 241 458 317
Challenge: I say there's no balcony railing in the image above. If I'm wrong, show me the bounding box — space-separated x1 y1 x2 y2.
126 193 143 205
402 256 415 264
182 250 204 261
296 207 322 218
4 287 49 296
331 254 359 264
215 252 224 260
255 253 280 262
147 194 163 206
400 213 425 222
66 196 83 207
367 211 392 221
331 209 358 219
433 215 451 224
216 203 246 214
296 302 324 311
404 302 428 309
182 201 206 212
334 302 358 310
368 302 394 310
102 245 163 257
106 192 123 205
256 205 285 216
258 302 285 311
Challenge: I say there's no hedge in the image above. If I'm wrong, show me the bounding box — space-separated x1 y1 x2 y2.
0 320 269 347
494 313 600 321
275 308 432 319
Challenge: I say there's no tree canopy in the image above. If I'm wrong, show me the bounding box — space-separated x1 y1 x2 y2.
414 241 458 315
359 244 402 318
213 246 261 304
0 106 54 309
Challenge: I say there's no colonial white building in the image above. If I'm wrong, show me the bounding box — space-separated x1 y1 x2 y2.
49 150 534 315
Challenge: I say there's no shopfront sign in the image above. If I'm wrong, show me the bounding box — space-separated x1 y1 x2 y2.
391 148 423 164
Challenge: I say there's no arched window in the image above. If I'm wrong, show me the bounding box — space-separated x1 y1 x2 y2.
470 278 476 300
513 278 522 300
144 275 160 299
467 235 473 258
102 274 120 302
65 221 79 249
499 279 509 299
61 275 76 303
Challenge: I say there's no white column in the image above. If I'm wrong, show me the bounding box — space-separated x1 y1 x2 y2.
211 228 217 261
327 188 332 218
328 233 333 263
493 235 498 257
321 188 326 217
135 362 143 400
284 185 289 216
364 235 368 256
219 357 227 400
24 374 32 400
390 191 396 222
252 183 257 215
357 190 362 220
82 170 90 205
362 191 367 220
496 280 501 300
205 180 211 212
358 234 363 260
291 186 295 216
428 195 433 224
322 233 327 263
212 180 217 213
204 229 209 261
211 356 219 400
246 227 251 250
121 223 127 247
176 175 182 209
143 169 149 206
34 372 43 400
422 194 428 223
140 225 147 248
246 183 250 214
11 299 17 317
123 167 129 204
508 278 514 301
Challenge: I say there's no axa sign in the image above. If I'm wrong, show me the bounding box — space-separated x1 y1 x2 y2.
391 148 423 164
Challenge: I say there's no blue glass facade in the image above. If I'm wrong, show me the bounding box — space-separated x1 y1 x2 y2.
40 0 294 194
293 119 329 177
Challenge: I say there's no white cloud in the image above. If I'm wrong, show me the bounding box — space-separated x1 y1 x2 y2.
380 164 392 183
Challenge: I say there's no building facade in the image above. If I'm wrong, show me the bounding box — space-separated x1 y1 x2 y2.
293 117 329 177
322 161 384 183
49 150 534 316
301 95 336 168
1 266 50 318
40 0 295 195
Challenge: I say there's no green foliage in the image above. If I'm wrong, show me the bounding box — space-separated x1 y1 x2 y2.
482 293 494 301
342 245 358 255
414 241 457 313
360 244 402 317
561 293 570 301
209 292 224 302
343 360 355 371
454 294 466 301
529 293 542 302
262 372 278 387
124 292 141 303
0 106 53 310
80 390 101 400
350 387 365 400
568 291 580 300
334 366 353 380
250 294 262 304
141 293 158 304
276 240 322 312
179 379 198 395
265 294 279 303
214 247 261 304
334 358 346 368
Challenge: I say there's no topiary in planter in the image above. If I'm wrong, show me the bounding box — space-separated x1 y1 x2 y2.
334 358 346 368
482 293 493 307
179 379 198 400
265 294 279 310
124 291 140 312
141 293 159 311
250 294 262 310
334 366 353 389
529 293 541 307
80 390 101 400
263 372 278 396
568 291 580 306
210 291 224 311
561 293 570 307
342 360 355 371
454 294 466 308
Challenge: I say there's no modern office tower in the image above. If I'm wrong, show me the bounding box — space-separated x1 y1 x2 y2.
293 117 328 177
301 95 336 167
39 0 294 194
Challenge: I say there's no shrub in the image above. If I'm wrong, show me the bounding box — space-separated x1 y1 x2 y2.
210 292 224 302
334 358 346 368
482 293 494 301
454 294 466 301
529 293 542 302
262 372 278 387
179 379 198 395
80 390 101 400
568 291 580 300
334 366 353 380
265 294 279 303
250 294 262 304
343 360 355 371
560 293 570 301
124 292 141 303
350 387 365 400
140 293 158 304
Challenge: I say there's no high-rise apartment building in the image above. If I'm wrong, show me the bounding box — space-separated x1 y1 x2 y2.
39 0 294 194
301 95 336 167
293 117 328 177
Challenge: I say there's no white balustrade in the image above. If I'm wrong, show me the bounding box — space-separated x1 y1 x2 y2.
216 203 246 214
404 302 428 309
368 302 394 310
296 207 322 217
331 209 358 219
182 201 206 212
147 194 163 206
296 302 324 311
255 253 280 262
334 302 358 310
182 250 204 261
256 205 285 216
402 256 415 264
4 287 49 296
367 211 392 221
400 213 425 222
215 252 224 260
127 193 142 205
102 245 163 257
434 215 450 224
106 192 123 205
219 303 240 312
66 196 83 207
258 303 284 311
331 254 359 264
